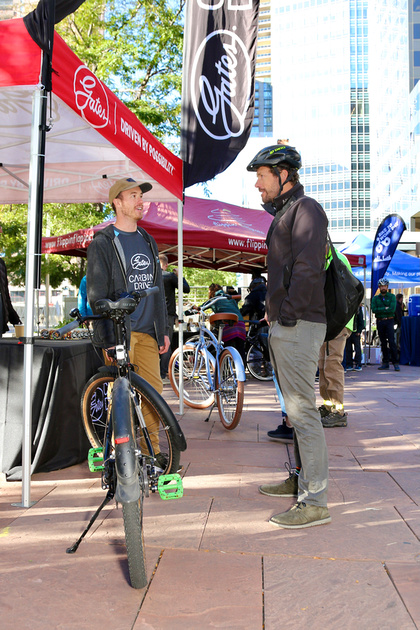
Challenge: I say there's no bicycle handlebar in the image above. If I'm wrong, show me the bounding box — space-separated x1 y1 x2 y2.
56 287 160 337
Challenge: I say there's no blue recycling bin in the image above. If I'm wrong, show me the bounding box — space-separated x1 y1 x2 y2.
408 294 420 317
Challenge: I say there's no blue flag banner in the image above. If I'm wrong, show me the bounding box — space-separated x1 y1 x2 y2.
371 214 406 295
181 0 260 189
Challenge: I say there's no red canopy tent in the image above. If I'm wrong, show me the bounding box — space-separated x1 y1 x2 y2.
0 17 183 506
42 196 366 272
0 19 182 203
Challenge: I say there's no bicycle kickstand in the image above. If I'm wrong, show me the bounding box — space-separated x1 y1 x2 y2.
205 402 216 422
66 489 114 554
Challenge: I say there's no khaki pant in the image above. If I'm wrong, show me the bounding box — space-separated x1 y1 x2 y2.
104 333 163 453
318 327 351 409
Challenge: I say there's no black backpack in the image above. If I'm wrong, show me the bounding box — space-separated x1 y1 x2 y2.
324 234 364 342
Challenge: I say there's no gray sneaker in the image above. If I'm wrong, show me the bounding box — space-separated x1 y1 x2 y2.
269 502 331 529
322 410 348 428
259 469 299 497
318 404 333 418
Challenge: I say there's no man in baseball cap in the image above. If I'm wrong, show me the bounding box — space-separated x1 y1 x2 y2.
108 177 153 206
87 175 173 469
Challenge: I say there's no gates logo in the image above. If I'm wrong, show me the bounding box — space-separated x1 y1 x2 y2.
74 66 109 129
191 29 252 141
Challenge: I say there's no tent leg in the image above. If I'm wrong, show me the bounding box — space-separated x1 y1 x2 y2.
177 199 184 415
17 86 45 508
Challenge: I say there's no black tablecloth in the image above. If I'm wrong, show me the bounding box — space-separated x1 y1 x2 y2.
400 317 420 366
0 339 103 480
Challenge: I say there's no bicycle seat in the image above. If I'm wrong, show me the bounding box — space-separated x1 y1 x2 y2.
209 313 238 326
95 296 137 316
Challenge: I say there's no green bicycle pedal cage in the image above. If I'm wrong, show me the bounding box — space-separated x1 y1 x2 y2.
158 473 183 500
88 447 104 472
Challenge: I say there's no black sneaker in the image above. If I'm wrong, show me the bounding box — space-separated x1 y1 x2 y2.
267 423 294 444
378 364 389 370
394 364 400 371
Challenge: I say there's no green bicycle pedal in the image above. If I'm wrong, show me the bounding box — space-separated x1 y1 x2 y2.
157 473 183 500
88 447 104 472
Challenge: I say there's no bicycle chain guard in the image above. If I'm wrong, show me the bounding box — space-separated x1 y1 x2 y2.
157 473 183 500
88 447 104 472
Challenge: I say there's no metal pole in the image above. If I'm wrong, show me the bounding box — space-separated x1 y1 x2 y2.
18 86 46 508
177 198 184 415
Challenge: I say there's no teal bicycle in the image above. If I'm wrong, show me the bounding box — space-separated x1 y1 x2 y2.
168 295 246 430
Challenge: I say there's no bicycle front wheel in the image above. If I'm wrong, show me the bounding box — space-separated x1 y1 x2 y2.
122 498 147 589
81 370 181 475
216 349 244 430
168 345 215 409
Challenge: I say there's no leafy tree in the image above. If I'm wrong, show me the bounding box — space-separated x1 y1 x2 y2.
0 202 108 288
181 268 238 290
56 0 186 140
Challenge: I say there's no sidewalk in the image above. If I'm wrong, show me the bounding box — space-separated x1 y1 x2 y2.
1 364 420 629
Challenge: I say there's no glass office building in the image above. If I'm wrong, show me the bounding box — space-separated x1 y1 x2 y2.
270 0 416 231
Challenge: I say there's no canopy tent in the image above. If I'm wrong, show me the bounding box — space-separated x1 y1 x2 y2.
42 196 367 273
0 17 183 508
0 19 182 203
340 234 420 288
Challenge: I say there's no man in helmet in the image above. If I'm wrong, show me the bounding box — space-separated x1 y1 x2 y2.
248 145 331 529
371 278 399 371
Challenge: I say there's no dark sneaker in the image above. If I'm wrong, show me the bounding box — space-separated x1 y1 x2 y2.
354 366 362 371
322 410 348 428
378 364 389 370
259 469 299 498
346 366 354 372
394 364 400 371
318 404 333 418
267 423 294 444
269 502 331 529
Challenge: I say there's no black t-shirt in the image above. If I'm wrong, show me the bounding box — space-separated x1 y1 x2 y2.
114 228 155 337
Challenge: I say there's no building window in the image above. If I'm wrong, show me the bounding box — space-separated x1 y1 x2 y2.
415 51 420 66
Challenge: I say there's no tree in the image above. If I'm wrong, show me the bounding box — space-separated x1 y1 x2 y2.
0 202 109 288
56 0 186 140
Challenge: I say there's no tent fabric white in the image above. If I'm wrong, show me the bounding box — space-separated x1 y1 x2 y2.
340 234 420 288
0 19 183 203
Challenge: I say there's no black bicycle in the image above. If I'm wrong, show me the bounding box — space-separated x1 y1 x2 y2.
60 287 186 589
245 320 274 381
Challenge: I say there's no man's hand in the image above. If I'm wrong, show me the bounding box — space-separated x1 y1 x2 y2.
159 335 170 354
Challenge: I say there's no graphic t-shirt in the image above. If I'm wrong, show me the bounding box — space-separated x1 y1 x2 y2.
114 228 155 337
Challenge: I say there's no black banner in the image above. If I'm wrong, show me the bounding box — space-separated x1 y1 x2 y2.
181 0 260 189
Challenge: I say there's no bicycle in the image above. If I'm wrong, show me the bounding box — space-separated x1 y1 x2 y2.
244 320 274 381
59 287 187 589
168 295 246 430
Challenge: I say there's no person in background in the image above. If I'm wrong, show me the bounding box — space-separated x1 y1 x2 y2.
394 293 406 358
345 304 365 372
158 254 190 381
318 249 354 428
77 275 93 317
208 283 246 365
371 278 399 371
0 255 22 338
240 270 267 322
267 374 294 443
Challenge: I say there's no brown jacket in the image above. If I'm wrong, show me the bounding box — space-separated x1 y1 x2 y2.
265 183 328 326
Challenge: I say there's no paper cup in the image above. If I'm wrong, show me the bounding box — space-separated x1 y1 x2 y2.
14 324 24 338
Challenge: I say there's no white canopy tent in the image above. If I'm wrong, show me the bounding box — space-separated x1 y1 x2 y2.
0 18 184 506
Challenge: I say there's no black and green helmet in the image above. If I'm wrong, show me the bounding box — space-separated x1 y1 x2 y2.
246 145 302 171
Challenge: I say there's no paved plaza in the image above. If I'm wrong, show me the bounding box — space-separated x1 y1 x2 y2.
1 364 419 629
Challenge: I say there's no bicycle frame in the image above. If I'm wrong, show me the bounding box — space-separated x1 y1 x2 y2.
185 296 246 393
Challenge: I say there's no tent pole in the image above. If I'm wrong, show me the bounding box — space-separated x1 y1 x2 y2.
19 86 46 507
177 198 184 415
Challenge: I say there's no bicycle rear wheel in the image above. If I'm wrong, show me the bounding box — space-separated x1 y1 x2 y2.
81 370 181 475
216 349 244 430
168 345 215 409
246 344 274 381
